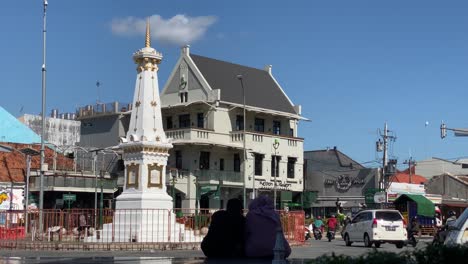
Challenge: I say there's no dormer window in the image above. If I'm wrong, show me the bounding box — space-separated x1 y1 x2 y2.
179 92 188 103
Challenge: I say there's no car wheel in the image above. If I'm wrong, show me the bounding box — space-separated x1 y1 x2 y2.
374 242 381 248
344 234 352 247
364 234 372 248
396 242 404 249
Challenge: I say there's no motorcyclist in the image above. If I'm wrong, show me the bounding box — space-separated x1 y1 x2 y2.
313 216 324 233
434 211 457 244
445 211 457 226
327 214 338 239
407 216 420 244
341 215 352 237
408 216 420 233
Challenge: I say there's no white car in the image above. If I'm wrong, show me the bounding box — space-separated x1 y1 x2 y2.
342 209 407 248
445 208 468 246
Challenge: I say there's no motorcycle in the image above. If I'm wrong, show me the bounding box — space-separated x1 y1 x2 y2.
407 230 418 247
326 228 335 242
313 227 323 240
305 226 311 241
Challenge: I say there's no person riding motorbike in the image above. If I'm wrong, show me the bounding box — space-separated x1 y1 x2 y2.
314 216 324 233
326 214 338 241
407 216 420 246
341 215 352 237
445 211 457 225
433 211 457 245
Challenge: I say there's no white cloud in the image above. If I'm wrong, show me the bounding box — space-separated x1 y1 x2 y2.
111 14 217 46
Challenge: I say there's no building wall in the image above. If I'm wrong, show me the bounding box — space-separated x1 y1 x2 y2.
304 150 378 209
426 174 468 200
78 115 128 148
19 114 81 147
415 158 468 179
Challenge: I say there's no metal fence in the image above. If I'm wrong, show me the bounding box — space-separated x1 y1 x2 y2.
0 209 304 250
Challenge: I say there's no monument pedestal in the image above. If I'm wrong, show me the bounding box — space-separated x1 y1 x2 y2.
85 190 201 243
115 188 173 210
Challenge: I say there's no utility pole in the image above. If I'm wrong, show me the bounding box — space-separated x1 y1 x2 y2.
376 122 397 201
403 158 416 184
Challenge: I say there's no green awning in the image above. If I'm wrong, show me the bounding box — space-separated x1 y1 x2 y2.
394 194 435 217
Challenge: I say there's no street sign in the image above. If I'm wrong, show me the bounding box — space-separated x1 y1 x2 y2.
63 194 76 202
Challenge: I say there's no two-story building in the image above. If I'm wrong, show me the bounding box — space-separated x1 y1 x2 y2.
160 46 305 209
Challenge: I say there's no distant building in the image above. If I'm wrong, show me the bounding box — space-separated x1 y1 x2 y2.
0 106 41 144
415 157 468 179
426 173 468 213
0 106 118 209
304 147 379 217
19 112 81 147
76 102 131 148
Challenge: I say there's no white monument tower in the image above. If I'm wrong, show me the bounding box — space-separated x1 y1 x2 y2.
86 20 197 243
116 18 173 211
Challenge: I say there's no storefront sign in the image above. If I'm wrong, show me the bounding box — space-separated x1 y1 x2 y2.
324 175 366 191
258 181 292 191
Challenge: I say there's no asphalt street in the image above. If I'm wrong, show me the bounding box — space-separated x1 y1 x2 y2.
0 237 432 263
291 236 429 259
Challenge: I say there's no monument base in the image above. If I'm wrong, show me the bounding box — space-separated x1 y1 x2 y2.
84 189 202 243
115 188 173 210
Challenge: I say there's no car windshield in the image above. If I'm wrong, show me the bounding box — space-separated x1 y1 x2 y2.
375 211 402 221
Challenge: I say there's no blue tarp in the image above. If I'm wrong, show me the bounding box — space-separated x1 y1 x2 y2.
0 106 41 144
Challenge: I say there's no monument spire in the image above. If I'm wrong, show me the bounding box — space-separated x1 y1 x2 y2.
145 18 151 48
116 16 173 211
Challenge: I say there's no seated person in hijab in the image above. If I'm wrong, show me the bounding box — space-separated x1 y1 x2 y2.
244 195 291 259
201 198 246 258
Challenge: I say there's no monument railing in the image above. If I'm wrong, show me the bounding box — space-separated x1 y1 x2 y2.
0 208 305 250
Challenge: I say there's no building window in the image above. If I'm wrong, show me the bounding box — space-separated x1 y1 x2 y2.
219 158 224 171
254 154 263 176
179 114 190 128
273 121 281 135
179 92 188 103
236 115 244 131
289 128 294 137
254 118 264 132
271 155 280 177
200 151 210 170
175 150 182 169
287 157 296 178
234 154 240 172
197 113 204 128
166 116 173 129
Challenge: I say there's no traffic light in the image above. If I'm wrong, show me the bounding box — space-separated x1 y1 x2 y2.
440 123 447 139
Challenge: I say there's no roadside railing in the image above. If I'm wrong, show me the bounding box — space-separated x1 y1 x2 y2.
0 208 305 250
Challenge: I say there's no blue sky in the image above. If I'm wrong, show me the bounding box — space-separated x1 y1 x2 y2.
2 0 468 168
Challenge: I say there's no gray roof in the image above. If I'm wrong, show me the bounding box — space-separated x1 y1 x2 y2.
190 54 297 114
304 148 365 171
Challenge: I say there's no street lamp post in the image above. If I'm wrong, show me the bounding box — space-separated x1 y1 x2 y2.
39 0 48 233
236 74 248 209
272 139 280 210
93 151 98 229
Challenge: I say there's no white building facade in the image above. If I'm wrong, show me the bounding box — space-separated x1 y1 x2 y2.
160 46 305 209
